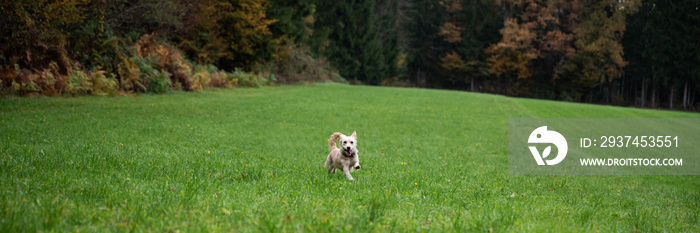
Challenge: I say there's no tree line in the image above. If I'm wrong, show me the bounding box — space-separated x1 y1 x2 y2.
405 0 698 110
1 0 698 110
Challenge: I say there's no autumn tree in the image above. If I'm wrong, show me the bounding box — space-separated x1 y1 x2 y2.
0 0 88 73
438 0 500 91
486 0 638 100
559 1 637 103
408 0 499 89
209 0 277 70
173 0 227 65
485 18 537 95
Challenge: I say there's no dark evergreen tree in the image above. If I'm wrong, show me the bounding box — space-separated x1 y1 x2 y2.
406 0 500 89
404 0 448 87
267 0 317 43
313 0 400 84
624 0 700 109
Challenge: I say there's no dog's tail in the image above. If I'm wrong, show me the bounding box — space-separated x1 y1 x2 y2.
328 132 343 150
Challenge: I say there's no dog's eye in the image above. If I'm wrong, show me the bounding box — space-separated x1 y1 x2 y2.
343 141 347 144
351 141 354 144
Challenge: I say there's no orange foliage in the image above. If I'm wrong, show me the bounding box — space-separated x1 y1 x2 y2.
0 0 88 73
210 0 278 68
487 0 638 87
486 45 532 80
494 19 539 59
440 51 467 71
439 22 463 44
440 0 462 13
486 18 536 83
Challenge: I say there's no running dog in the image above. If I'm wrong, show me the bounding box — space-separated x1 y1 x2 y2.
324 131 361 180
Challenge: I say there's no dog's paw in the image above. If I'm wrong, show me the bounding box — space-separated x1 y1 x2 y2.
349 178 355 181
354 165 361 170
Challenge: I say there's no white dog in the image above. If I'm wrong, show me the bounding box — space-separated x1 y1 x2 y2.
324 131 361 180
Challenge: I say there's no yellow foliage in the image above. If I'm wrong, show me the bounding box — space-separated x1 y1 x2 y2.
209 0 277 67
495 19 539 59
117 57 141 91
486 45 532 80
439 22 463 44
440 51 467 71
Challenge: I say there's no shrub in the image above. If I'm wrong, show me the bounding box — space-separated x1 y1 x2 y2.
209 70 232 88
65 68 118 96
87 70 118 96
1 63 68 96
190 64 213 91
65 69 90 95
267 45 344 84
35 62 68 96
117 56 145 92
134 34 194 92
132 55 172 94
230 68 269 88
146 69 172 94
1 34 292 97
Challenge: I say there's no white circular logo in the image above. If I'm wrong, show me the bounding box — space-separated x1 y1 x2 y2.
528 126 568 165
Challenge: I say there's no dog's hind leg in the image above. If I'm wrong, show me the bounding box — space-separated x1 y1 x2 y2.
324 156 332 173
343 166 354 181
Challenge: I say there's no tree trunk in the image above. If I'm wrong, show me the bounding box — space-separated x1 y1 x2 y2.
633 78 638 107
651 84 656 108
416 68 424 87
692 87 696 109
682 81 688 109
501 0 510 27
621 74 625 104
640 78 646 108
611 81 616 104
669 85 674 109
691 87 696 109
470 76 474 92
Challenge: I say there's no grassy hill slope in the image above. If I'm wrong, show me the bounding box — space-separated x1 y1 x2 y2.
1 84 698 232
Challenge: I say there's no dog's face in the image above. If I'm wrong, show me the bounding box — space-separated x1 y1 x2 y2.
340 131 357 153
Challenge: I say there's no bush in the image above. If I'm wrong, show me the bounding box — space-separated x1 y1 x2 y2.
267 45 344 84
66 69 90 95
209 69 232 88
1 63 69 96
1 34 315 97
87 70 118 96
66 68 118 96
230 68 269 88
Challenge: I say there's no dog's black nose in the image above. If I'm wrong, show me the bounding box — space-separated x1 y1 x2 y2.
346 147 351 151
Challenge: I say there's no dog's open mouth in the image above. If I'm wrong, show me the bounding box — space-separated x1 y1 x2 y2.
343 150 355 157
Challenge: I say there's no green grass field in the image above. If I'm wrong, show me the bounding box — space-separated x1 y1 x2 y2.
1 84 698 232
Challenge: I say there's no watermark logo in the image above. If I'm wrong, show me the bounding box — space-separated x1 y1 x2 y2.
510 119 699 175
528 126 568 165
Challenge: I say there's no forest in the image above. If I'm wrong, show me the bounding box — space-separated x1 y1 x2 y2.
1 0 698 110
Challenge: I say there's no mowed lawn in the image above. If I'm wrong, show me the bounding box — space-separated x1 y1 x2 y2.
0 84 698 232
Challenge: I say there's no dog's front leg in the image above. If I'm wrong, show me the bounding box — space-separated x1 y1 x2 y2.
343 166 354 181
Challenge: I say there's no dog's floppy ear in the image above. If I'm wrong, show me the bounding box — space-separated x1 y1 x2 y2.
351 131 357 139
